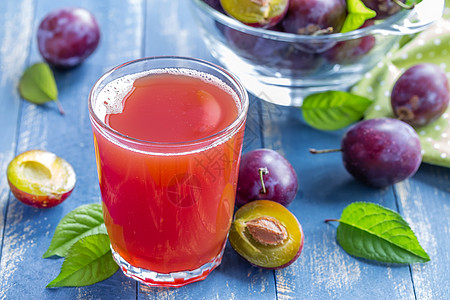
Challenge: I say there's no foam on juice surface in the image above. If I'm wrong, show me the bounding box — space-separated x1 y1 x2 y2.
94 68 239 124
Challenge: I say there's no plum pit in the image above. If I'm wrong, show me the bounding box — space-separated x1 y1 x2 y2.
229 200 304 269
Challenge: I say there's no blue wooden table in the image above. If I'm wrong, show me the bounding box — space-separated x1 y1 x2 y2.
1 1 449 299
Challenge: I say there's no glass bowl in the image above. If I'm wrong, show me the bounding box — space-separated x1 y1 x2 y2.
190 0 444 106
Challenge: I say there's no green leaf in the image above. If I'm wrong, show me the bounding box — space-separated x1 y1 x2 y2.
329 202 430 264
43 203 107 258
340 0 376 33
47 234 118 288
302 91 372 130
18 62 65 114
404 0 422 8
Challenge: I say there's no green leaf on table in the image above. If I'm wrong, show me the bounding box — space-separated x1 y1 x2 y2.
47 234 118 288
340 0 376 33
43 203 107 258
327 202 430 264
18 62 65 114
302 91 372 130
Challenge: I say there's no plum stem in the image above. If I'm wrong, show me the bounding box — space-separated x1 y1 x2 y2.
309 148 342 154
259 167 269 194
393 0 415 10
54 100 66 115
324 218 341 223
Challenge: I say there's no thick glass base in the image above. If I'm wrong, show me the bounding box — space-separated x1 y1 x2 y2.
111 246 224 288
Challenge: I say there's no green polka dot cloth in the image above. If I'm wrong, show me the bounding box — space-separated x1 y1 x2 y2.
352 3 450 168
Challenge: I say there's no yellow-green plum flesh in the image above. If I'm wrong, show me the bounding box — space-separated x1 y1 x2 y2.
7 150 76 208
229 200 304 269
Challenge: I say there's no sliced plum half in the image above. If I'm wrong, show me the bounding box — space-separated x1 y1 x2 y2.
229 200 304 269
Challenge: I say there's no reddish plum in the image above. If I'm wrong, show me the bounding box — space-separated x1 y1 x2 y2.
324 21 376 64
341 118 422 187
223 27 286 65
236 149 298 207
202 0 226 14
37 7 100 68
274 47 323 75
7 150 76 208
324 36 375 64
281 0 347 35
362 0 406 20
220 0 289 28
391 63 450 127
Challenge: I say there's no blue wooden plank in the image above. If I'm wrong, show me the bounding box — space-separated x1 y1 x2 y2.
258 101 417 299
1 0 449 298
138 243 276 300
0 0 145 299
0 0 34 298
145 0 215 60
395 163 450 299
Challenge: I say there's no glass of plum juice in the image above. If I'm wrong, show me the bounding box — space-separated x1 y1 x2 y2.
88 56 248 287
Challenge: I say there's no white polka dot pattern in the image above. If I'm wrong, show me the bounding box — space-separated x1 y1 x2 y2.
352 15 450 168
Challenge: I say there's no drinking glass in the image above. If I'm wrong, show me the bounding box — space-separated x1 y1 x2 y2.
88 56 248 287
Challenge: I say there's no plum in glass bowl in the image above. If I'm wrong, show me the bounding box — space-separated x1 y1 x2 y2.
190 0 444 106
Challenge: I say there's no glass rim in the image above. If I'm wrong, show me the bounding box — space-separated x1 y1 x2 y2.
190 0 412 41
88 56 249 147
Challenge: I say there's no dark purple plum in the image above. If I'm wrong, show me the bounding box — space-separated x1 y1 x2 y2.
274 46 323 75
324 35 375 64
341 118 422 187
281 0 347 35
225 23 324 70
324 21 376 64
236 149 298 207
391 63 450 127
202 0 226 14
224 25 323 71
220 0 289 28
223 27 286 65
37 7 100 68
229 200 304 269
362 0 406 20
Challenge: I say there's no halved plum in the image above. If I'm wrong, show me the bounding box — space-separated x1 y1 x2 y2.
220 0 289 28
7 150 76 208
362 0 406 20
229 200 304 269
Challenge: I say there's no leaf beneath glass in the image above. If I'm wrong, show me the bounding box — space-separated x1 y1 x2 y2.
46 234 118 288
43 203 107 258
